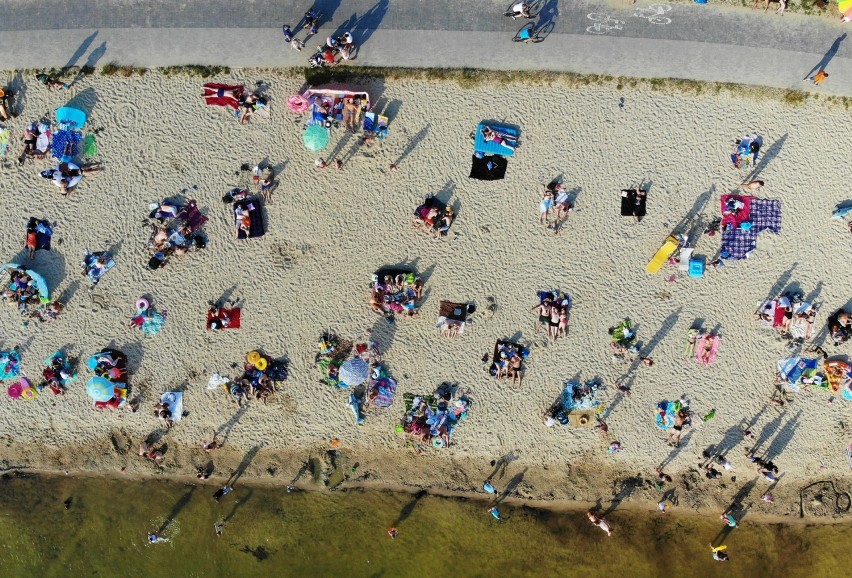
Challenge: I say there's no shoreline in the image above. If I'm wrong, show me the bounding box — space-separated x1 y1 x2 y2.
3 445 851 526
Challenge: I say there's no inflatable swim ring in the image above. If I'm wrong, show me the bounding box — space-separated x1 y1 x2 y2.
247 351 261 365
135 297 150 311
432 437 445 448
255 357 268 371
20 387 37 400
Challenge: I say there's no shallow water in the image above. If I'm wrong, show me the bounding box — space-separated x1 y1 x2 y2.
0 474 850 578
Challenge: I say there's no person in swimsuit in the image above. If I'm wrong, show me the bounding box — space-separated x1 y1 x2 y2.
510 353 523 387
539 187 553 224
586 511 612 536
549 305 561 340
533 300 551 333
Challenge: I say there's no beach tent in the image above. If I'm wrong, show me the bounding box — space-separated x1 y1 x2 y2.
0 262 50 303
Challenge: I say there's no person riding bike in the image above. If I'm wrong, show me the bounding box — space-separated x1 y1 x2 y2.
510 1 531 19
517 25 534 42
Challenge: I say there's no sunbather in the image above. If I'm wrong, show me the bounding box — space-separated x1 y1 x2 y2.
481 125 516 148
699 335 717 364
435 208 455 238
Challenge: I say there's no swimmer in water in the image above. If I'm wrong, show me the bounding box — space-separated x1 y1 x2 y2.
147 531 168 544
387 527 398 538
709 543 729 562
215 521 224 536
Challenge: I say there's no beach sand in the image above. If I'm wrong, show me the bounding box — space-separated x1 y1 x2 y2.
1 69 851 519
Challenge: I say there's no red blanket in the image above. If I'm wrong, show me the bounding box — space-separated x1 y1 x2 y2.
720 194 753 229
202 83 244 108
207 307 241 330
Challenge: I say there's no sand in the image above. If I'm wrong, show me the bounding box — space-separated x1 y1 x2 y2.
1 69 852 519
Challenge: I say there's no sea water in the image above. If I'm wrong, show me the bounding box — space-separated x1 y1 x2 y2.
0 473 849 577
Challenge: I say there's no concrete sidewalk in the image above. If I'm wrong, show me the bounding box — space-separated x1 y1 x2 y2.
0 0 849 95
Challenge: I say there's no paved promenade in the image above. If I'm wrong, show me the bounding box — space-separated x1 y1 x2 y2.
0 0 850 94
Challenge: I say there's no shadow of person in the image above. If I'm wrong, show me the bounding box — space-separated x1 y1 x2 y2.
803 33 847 79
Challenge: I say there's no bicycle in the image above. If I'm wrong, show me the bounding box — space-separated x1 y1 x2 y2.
633 4 671 24
585 13 624 35
504 0 546 19
512 22 546 43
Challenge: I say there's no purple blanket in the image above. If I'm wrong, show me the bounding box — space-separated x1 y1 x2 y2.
721 198 781 260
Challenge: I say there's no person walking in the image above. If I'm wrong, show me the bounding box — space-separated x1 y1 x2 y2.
804 69 829 85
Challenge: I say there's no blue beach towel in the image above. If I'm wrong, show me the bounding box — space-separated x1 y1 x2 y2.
474 122 519 157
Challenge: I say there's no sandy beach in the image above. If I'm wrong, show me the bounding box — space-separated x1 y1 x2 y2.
1 68 852 520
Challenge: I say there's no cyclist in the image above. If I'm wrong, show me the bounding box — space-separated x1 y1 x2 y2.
517 25 534 43
510 1 532 19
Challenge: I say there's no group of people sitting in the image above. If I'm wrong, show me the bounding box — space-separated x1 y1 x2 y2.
754 290 819 341
401 385 472 449
1 269 42 314
369 272 424 319
146 199 208 269
36 351 76 396
225 351 287 407
18 121 50 164
539 180 573 233
412 196 455 238
40 161 102 196
489 341 526 386
532 291 570 340
308 32 356 67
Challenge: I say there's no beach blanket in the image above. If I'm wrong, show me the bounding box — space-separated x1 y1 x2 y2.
474 122 519 157
824 360 852 393
161 391 184 421
789 302 817 340
202 83 243 108
560 381 601 412
206 307 241 330
28 218 52 251
720 197 781 260
234 199 264 239
140 310 167 336
469 154 507 181
177 200 208 232
655 401 676 430
0 127 9 157
0 350 22 380
720 194 753 229
83 253 115 283
369 377 397 408
51 129 80 161
777 357 821 391
694 334 720 365
620 189 647 217
437 301 467 335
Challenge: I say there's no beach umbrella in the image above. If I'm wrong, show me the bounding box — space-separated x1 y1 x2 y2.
339 358 370 387
86 376 115 402
0 263 50 302
303 124 329 151
7 382 22 399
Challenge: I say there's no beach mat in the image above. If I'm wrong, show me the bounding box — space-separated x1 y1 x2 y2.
234 199 265 239
207 307 241 330
620 189 646 217
469 154 507 181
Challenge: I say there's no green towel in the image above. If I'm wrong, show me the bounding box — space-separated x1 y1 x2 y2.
83 134 97 158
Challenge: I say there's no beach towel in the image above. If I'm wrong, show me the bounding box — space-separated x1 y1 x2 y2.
83 133 97 158
469 154 507 180
206 307 241 330
202 83 243 108
720 194 753 229
161 391 184 421
748 198 782 233
755 300 777 327
28 218 52 251
369 377 397 408
177 200 208 232
474 122 519 157
824 360 852 393
0 350 21 380
437 301 468 335
694 334 720 365
655 401 676 430
0 127 9 157
777 357 820 391
620 189 647 217
83 255 115 283
50 129 80 161
789 302 816 340
234 199 264 239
